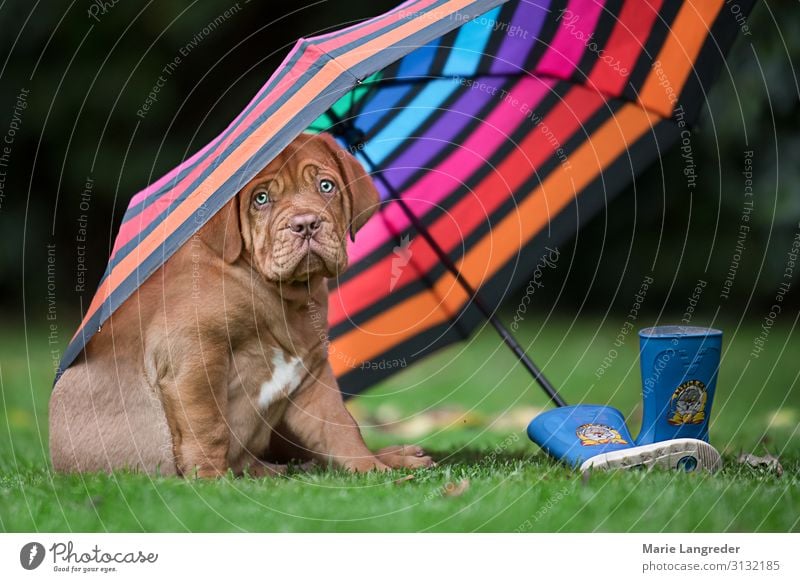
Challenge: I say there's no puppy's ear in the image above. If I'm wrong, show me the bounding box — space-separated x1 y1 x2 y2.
199 197 242 263
316 133 379 242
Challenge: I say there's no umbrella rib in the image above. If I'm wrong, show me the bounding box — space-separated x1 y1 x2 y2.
346 71 677 125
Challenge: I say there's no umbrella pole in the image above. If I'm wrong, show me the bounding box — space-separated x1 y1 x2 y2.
356 147 567 408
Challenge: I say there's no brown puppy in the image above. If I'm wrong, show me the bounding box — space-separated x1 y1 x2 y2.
49 133 433 477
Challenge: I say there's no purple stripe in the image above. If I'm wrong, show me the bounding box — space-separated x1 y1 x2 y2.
491 0 551 74
374 82 498 191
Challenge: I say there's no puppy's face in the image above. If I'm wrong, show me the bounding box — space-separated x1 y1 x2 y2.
238 133 379 283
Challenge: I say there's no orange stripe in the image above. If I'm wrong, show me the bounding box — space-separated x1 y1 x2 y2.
76 0 480 337
638 0 723 118
330 104 661 375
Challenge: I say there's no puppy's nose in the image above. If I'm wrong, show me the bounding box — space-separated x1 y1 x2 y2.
288 213 321 239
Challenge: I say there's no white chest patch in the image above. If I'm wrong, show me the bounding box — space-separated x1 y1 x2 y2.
258 349 304 408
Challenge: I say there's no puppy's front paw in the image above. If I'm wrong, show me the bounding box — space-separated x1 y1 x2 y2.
376 445 435 469
192 466 228 479
343 457 391 473
245 461 288 478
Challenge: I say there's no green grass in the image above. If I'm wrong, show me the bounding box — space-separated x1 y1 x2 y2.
1 316 798 532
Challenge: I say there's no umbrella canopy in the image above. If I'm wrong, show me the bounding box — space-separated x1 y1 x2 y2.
58 0 755 397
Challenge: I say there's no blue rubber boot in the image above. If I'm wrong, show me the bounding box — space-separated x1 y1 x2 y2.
527 405 634 468
636 326 722 445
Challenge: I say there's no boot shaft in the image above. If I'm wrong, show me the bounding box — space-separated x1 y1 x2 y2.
636 326 722 445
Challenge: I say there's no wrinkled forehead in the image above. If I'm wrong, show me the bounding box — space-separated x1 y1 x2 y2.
256 135 339 180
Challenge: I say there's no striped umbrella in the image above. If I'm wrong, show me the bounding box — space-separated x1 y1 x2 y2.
58 0 755 402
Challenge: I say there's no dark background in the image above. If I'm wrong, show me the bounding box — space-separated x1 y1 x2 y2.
0 0 797 347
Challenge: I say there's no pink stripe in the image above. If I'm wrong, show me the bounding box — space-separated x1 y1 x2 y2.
537 0 605 80
347 76 555 263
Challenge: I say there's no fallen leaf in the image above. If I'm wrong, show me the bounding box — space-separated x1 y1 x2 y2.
492 406 544 430
737 452 783 477
378 407 485 438
374 403 404 424
443 479 470 497
394 474 415 485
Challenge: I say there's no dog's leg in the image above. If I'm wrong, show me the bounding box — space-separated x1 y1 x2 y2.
158 355 231 478
279 363 388 472
279 364 433 472
242 460 287 478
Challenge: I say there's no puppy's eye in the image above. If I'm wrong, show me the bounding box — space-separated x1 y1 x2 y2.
253 190 272 207
318 179 336 195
